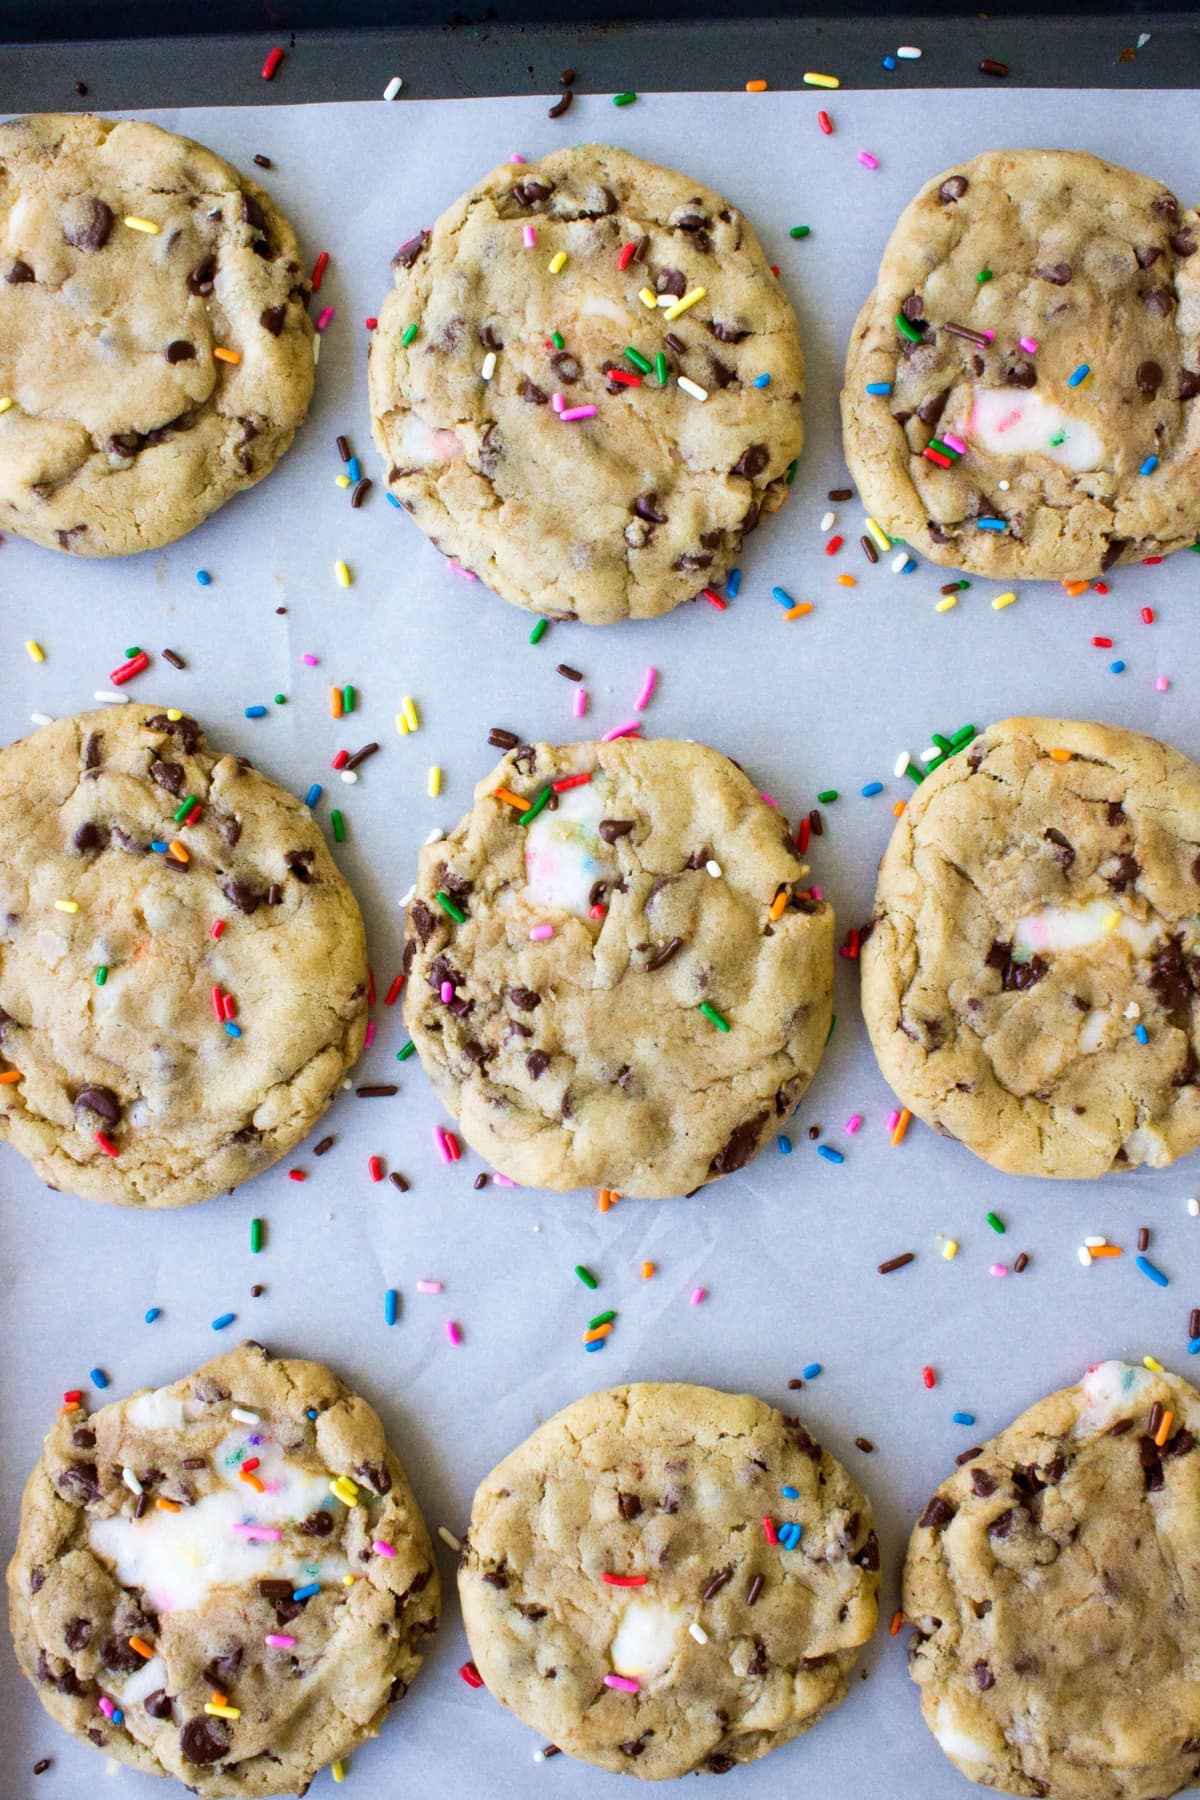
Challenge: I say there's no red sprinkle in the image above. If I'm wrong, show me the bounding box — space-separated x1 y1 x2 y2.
601 1573 648 1587
331 749 349 770
922 447 953 469
1143 555 1164 565
288 1169 307 1182
817 109 833 134
210 920 225 939
110 651 149 686
95 1131 119 1158
824 535 844 556
459 1661 484 1689
311 251 330 292
1094 581 1110 594
384 974 405 1006
840 927 861 961
1141 607 1155 624
921 1366 936 1390
221 993 237 1022
796 816 811 854
761 1516 779 1545
261 46 284 80
552 772 593 792
365 316 378 330
63 1390 83 1403
607 370 642 387
701 588 728 610
368 1155 384 1182
443 1131 461 1163
617 241 637 271
1092 636 1113 647
588 904 606 920
211 984 224 1023
183 801 203 827
242 1457 261 1473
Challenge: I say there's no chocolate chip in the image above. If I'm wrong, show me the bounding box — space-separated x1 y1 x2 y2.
1143 288 1174 316
938 176 969 203
709 319 749 344
64 1618 92 1652
646 936 684 972
1136 359 1163 395
1005 361 1037 388
550 351 580 382
710 1112 767 1176
63 197 114 252
918 1496 955 1530
1033 262 1072 285
988 1508 1017 1539
6 259 34 283
655 267 686 298
179 1716 230 1765
1107 852 1140 892
164 340 195 363
917 390 948 427
509 987 541 1010
526 1051 550 1079
144 1689 173 1719
974 1660 995 1690
187 255 217 296
508 181 553 209
71 821 106 853
1152 193 1180 222
298 1509 334 1536
520 379 548 404
732 444 769 480
1043 826 1075 870
598 819 634 843
970 1468 997 1497
259 305 286 336
391 229 430 270
617 1491 642 1520
222 880 261 916
74 1086 121 1125
1180 370 1200 401
1171 228 1198 257
634 491 667 523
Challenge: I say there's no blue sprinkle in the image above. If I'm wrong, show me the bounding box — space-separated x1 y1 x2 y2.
1110 660 1126 674
225 1021 243 1039
150 840 168 853
1135 1023 1149 1044
753 373 770 388
781 1484 799 1500
347 456 362 483
817 1144 844 1164
976 518 1008 531
144 1307 160 1324
585 1339 605 1352
726 567 742 599
1067 363 1090 388
384 1288 398 1327
861 781 883 797
1140 454 1159 476
1136 1254 1169 1288
778 1522 804 1550
802 1362 822 1381
89 1367 109 1389
111 1708 124 1726
306 1407 319 1419
211 1312 236 1330
1189 1336 1200 1355
196 570 212 586
386 491 402 508
771 586 796 609
882 53 897 69
304 783 323 809
777 1134 792 1155
866 381 893 396
292 1582 320 1601
244 704 267 719
898 556 917 573
952 1411 976 1426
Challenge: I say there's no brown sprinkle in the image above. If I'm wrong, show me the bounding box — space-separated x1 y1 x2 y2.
1190 1307 1199 1340
878 1252 915 1274
488 728 519 750
336 435 351 462
389 1172 409 1192
350 477 372 508
787 1378 804 1390
555 664 583 681
746 1573 764 1606
939 582 962 596
344 741 380 772
356 1083 398 1098
1148 1401 1164 1438
313 1135 335 1156
854 1437 875 1453
979 57 1009 76
701 1566 732 1601
161 648 186 669
250 1284 265 1297
548 90 573 119
1138 1226 1150 1253
559 67 575 84
473 1172 488 1190
33 1761 51 1775
1013 1252 1029 1273
955 1445 983 1466
828 487 853 502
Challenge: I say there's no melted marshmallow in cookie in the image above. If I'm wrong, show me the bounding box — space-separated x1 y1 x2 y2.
523 780 615 916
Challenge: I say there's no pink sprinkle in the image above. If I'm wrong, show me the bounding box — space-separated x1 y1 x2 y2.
448 560 477 582
942 433 967 455
560 405 598 422
315 306 334 332
529 923 554 941
445 1319 463 1346
511 152 525 164
416 1279 443 1294
265 1633 296 1649
857 150 879 170
434 1126 453 1164
1156 676 1171 692
552 391 565 413
760 792 778 809
372 1539 396 1557
981 329 996 342
634 666 657 711
989 1263 1009 1278
887 1109 901 1131
573 686 588 718
845 1114 863 1135
604 1674 641 1694
98 1696 116 1719
364 1020 376 1049
522 224 536 248
689 1287 707 1306
601 720 641 742
302 653 318 666
492 1172 515 1187
440 980 454 1003
809 884 823 901
1018 336 1039 354
232 1524 282 1541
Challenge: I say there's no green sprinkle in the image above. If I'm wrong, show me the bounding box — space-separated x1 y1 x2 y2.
588 1309 616 1329
250 1217 264 1254
894 311 923 343
436 890 467 923
624 346 652 374
817 789 838 804
401 323 418 347
932 733 953 755
125 645 141 659
824 1011 837 1046
785 457 798 486
950 722 977 746
94 965 108 986
396 1040 416 1062
551 330 565 350
976 268 993 283
517 784 553 827
903 762 924 784
342 685 355 714
985 1211 1006 1234
331 809 345 843
274 694 287 705
173 794 198 822
699 1002 730 1032
1049 430 1066 447
789 225 811 239
574 1264 599 1290
1192 540 1200 552
613 91 637 106
529 619 548 645
655 350 668 386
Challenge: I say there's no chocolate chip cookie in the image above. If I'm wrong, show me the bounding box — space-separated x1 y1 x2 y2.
0 705 367 1207
460 1382 879 1777
842 150 1200 580
403 736 833 1196
7 1342 439 1797
369 144 804 624
861 717 1200 1178
0 113 315 556
905 1359 1200 1800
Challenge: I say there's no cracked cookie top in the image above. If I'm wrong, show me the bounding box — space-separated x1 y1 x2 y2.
369 143 804 625
459 1382 879 1778
6 1343 440 1798
904 1359 1200 1800
0 114 315 557
841 150 1200 580
861 716 1200 1179
0 705 367 1207
402 736 833 1197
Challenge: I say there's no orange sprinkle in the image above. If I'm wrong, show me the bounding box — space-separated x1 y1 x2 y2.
240 1469 266 1492
784 602 814 619
1155 1408 1174 1448
768 889 789 923
641 1261 656 1279
128 1636 154 1659
213 346 241 364
0 1069 21 1083
156 1497 181 1513
583 1323 614 1343
1049 747 1072 763
330 685 343 720
209 1691 228 1707
494 786 530 812
892 800 906 817
891 1108 912 1148
597 1187 621 1212
889 1609 904 1636
745 78 768 91
836 573 857 587
167 839 189 864
1089 1244 1122 1258
1063 580 1090 597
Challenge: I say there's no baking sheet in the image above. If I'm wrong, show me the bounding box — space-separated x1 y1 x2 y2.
2 87 1199 1799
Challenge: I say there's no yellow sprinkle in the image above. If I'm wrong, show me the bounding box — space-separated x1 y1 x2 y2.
204 1704 241 1720
212 346 241 365
342 1574 356 1586
54 899 79 914
331 1763 346 1785
335 474 351 489
864 517 891 554
745 78 768 91
662 285 706 322
803 71 840 88
330 1475 359 1505
123 215 160 233
1144 1355 1165 1372
942 1239 959 1260
641 1261 655 1279
167 708 182 722
1101 909 1122 932
548 250 568 275
638 287 658 310
334 560 352 588
427 765 442 798
991 591 1018 611
402 696 420 733
395 712 409 736
24 640 44 663
0 397 13 415
935 596 958 613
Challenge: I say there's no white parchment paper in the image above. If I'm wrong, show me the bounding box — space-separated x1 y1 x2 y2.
2 89 1200 1798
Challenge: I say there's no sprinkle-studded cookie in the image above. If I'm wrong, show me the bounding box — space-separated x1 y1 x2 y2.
905 1360 1200 1800
842 150 1200 580
0 114 315 556
7 1343 440 1797
403 737 833 1197
861 716 1200 1178
0 706 367 1207
460 1382 879 1777
369 144 804 624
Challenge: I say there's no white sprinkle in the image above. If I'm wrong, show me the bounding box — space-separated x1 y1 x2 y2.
897 44 922 58
1124 1001 1141 1020
230 1406 260 1424
533 1749 549 1763
705 859 722 878
890 549 910 573
398 884 416 907
94 690 128 705
998 478 1010 491
1189 1197 1200 1217
340 769 359 784
1077 1246 1092 1267
30 712 53 727
656 293 675 308
689 1621 708 1644
1083 1235 1108 1248
921 744 939 764
893 750 911 779
122 1467 143 1496
437 1526 462 1552
1137 31 1150 46
820 510 836 531
481 350 497 382
383 75 404 100
423 827 445 846
677 376 708 403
